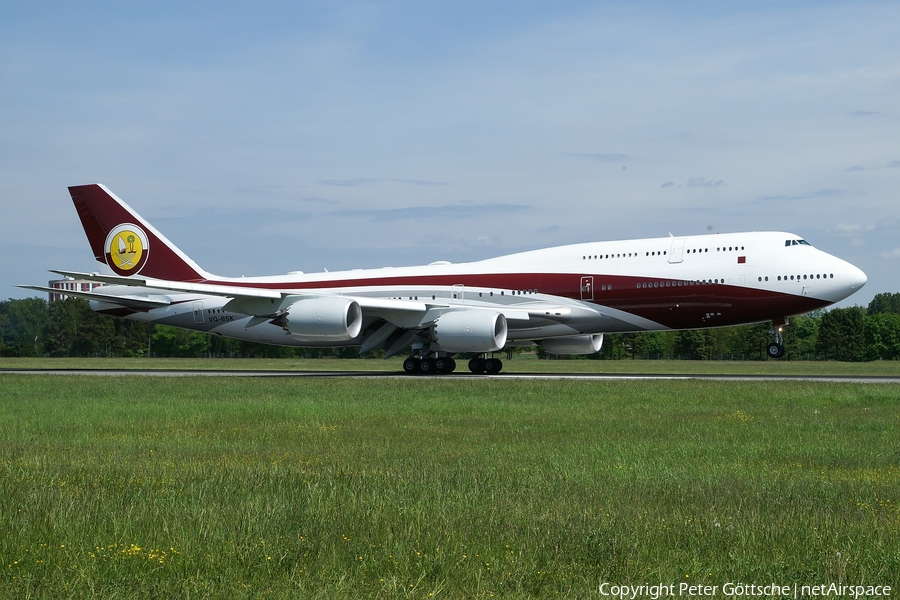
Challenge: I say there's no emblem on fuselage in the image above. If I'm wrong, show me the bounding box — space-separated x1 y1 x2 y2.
105 223 149 275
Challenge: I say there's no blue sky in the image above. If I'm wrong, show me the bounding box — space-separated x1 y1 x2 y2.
2 1 898 308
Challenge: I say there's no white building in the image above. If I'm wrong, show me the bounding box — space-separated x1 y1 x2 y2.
47 278 104 302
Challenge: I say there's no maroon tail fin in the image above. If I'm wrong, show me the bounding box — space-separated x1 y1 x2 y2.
69 184 209 282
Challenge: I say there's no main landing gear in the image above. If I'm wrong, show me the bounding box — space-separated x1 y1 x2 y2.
402 355 457 375
467 356 504 374
401 354 504 375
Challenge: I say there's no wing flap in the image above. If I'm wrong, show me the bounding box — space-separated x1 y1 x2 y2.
349 297 531 327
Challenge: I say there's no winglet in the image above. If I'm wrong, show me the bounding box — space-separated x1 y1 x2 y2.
69 184 210 282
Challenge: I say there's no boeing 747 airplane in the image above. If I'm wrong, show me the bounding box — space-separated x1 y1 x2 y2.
21 184 867 373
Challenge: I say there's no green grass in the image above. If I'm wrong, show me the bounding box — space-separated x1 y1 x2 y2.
3 355 900 377
1 376 899 598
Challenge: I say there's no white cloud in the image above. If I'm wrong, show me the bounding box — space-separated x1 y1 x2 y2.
833 223 876 234
569 153 630 162
685 178 726 188
658 178 727 189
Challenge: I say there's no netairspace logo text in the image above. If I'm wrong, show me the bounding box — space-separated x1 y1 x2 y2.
598 582 892 599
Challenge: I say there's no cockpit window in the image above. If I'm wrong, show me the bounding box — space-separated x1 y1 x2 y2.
785 239 812 247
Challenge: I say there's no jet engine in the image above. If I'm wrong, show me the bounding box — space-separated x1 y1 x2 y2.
280 297 363 341
432 310 508 353
541 334 604 355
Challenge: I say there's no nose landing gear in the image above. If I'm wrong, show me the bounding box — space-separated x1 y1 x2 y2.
767 326 785 359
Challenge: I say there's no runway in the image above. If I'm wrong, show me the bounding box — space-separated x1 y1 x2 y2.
2 368 900 383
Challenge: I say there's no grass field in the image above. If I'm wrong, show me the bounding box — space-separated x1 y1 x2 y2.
3 355 900 377
1 375 899 598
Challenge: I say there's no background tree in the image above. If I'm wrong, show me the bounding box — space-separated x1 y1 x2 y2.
863 313 900 361
1 295 893 361
781 314 820 360
2 297 49 356
44 297 85 356
117 319 155 357
867 292 900 316
0 300 9 355
643 331 671 359
816 307 865 361
731 322 774 360
673 329 712 359
598 333 629 360
150 325 211 358
706 326 743 359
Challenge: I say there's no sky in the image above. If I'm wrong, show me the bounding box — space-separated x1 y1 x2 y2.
2 1 898 309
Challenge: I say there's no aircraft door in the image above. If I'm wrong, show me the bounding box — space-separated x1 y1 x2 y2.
669 238 685 263
192 301 205 324
451 284 465 304
580 276 594 301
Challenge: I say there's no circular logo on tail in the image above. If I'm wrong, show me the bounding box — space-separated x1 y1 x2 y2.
105 224 150 275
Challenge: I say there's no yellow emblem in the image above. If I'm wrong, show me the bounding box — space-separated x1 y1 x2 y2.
105 224 149 274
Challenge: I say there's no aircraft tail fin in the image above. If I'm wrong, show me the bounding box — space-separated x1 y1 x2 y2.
69 184 210 282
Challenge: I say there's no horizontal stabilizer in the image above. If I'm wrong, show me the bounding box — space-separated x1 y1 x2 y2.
17 285 172 311
51 270 282 300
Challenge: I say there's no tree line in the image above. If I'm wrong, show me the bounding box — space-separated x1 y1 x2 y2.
0 297 350 359
2 293 900 361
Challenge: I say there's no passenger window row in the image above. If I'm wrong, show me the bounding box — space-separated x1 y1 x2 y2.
582 244 746 261
759 273 834 281
582 249 675 260
389 289 545 302
757 274 834 282
634 279 724 289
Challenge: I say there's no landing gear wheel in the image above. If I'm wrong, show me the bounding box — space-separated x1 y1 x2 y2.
434 357 456 374
468 357 486 374
418 357 436 374
403 357 420 374
766 343 785 359
484 358 503 374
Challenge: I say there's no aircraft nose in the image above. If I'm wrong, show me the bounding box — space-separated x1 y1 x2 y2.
848 263 867 290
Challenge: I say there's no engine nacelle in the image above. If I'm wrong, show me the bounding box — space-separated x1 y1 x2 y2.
432 310 508 353
541 334 604 355
282 297 363 341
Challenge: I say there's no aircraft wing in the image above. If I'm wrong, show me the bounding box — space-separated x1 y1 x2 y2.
48 269 539 323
